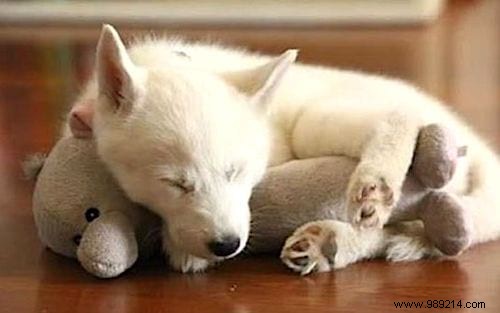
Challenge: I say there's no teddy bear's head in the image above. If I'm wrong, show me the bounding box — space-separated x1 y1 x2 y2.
25 136 159 277
27 138 135 256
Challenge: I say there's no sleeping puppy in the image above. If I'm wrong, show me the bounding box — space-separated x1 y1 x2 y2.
68 25 500 273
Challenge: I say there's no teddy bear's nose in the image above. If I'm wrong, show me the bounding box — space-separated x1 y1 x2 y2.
208 236 240 257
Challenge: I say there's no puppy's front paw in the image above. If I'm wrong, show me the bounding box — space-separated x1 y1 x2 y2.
167 250 212 273
281 221 340 275
347 170 396 228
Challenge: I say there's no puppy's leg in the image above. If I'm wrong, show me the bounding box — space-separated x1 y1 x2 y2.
383 222 442 262
346 111 421 228
291 106 422 228
162 227 212 273
281 220 439 275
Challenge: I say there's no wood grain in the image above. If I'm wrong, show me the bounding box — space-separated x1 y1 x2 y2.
0 0 499 312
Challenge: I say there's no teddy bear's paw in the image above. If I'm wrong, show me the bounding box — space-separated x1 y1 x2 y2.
167 251 212 273
347 170 396 228
420 191 471 256
280 221 341 275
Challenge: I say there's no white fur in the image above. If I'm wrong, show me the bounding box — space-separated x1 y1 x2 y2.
69 25 500 272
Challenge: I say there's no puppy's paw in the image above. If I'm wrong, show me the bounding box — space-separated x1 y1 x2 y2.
281 221 340 275
167 250 212 273
347 170 396 228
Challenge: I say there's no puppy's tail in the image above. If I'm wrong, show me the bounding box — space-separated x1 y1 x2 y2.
460 142 500 246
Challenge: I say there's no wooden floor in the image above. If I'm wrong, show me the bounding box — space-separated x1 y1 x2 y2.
1 1 499 312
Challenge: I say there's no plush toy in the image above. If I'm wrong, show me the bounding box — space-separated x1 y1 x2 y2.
26 124 467 278
25 136 160 278
248 124 469 257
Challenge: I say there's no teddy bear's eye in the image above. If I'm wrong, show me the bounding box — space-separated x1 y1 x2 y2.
85 207 100 222
73 234 82 246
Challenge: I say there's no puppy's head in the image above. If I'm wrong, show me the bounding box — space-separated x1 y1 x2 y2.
76 25 296 261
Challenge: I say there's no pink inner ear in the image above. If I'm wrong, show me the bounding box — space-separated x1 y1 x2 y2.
69 100 95 138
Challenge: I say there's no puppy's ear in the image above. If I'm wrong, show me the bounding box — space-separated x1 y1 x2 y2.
224 49 298 112
69 100 94 138
96 24 144 114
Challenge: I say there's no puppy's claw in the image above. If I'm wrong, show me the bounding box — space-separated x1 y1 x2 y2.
348 173 395 228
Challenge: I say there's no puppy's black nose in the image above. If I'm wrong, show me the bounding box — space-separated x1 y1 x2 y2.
208 236 240 257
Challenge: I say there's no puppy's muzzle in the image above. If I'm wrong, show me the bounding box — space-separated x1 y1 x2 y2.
208 236 240 257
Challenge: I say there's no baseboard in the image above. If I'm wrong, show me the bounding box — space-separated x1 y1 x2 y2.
0 0 447 27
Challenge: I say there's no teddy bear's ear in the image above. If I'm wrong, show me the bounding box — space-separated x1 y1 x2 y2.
23 153 47 181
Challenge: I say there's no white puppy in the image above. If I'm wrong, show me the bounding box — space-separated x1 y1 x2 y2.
69 25 500 273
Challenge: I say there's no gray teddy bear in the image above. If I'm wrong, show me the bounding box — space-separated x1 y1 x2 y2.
26 124 468 277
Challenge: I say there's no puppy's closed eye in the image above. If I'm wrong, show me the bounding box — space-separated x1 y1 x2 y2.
226 165 244 182
160 177 195 193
